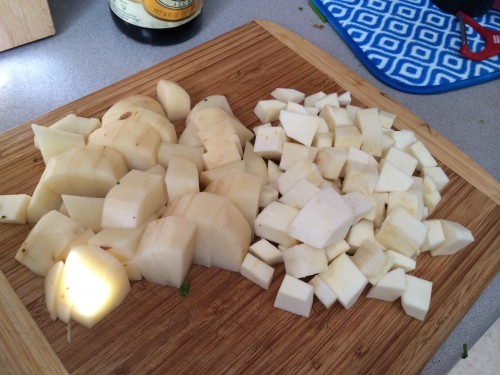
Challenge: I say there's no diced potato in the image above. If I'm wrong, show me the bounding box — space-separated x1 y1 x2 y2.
0 194 31 224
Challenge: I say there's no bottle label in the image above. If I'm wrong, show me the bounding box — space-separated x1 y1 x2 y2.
109 0 202 29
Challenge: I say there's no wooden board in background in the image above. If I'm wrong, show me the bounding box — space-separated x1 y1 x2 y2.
0 0 55 52
0 20 499 375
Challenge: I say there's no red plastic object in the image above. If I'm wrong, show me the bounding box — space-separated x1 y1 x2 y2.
457 11 500 61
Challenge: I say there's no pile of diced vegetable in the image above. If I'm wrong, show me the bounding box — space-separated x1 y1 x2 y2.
0 80 474 329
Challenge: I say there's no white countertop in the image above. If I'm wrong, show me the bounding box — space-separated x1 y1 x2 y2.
0 1 499 373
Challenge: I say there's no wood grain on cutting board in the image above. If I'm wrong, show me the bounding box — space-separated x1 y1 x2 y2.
0 0 55 52
0 20 498 375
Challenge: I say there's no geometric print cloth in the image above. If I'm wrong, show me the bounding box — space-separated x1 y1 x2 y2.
311 0 500 94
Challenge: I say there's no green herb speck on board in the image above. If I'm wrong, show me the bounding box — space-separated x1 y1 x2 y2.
479 119 485 125
179 282 190 297
462 343 468 359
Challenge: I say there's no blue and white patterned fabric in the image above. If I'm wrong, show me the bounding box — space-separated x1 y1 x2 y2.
312 0 500 94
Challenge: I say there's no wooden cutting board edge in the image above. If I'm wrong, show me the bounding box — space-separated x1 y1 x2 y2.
0 20 498 374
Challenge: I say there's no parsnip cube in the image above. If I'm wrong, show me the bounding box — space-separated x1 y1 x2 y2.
199 160 245 187
343 191 374 223
379 110 396 129
271 88 305 103
355 109 383 157
0 194 31 224
430 220 474 256
283 244 328 279
334 125 362 149
135 216 196 287
254 201 299 246
254 99 286 123
375 160 414 193
351 240 394 285
279 110 320 146
342 160 378 195
401 275 432 321
308 275 337 309
388 129 417 149
304 91 326 107
319 253 368 309
289 187 355 249
422 166 449 191
243 142 268 185
406 141 437 171
421 220 446 252
423 175 441 214
249 238 283 265
321 105 354 130
383 146 418 176
279 178 321 209
267 159 283 186
277 158 323 195
324 240 350 262
253 125 287 160
315 147 347 180
375 207 428 257
314 93 340 110
274 274 314 317
366 268 406 302
346 219 375 250
279 142 318 171
259 184 279 208
385 250 416 272
240 253 275 290
387 190 425 220
338 91 351 106
312 132 334 148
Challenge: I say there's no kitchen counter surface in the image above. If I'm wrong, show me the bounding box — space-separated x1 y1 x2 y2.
0 1 498 374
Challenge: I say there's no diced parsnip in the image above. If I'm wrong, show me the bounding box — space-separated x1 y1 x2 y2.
355 109 383 157
401 275 432 321
259 184 279 208
374 160 414 193
254 99 286 123
0 194 31 224
267 159 283 186
32 124 85 163
164 192 251 272
157 142 204 173
319 253 368 309
421 220 446 252
308 275 338 308
321 105 354 130
345 104 361 121
338 91 351 106
387 129 417 149
205 172 262 233
385 250 416 272
49 114 101 140
254 201 299 247
101 169 167 229
248 238 283 265
88 119 161 170
240 253 275 290
243 142 268 185
378 110 396 129
61 195 104 232
375 207 428 258
406 140 437 171
422 166 449 191
165 156 199 202
279 142 318 171
253 125 287 160
286 101 309 114
88 217 153 261
186 106 254 148
383 146 418 176
351 240 394 285
346 219 375 250
314 93 340 110
135 216 196 288
312 132 334 148
157 79 191 122
279 178 321 210
199 160 245 187
342 160 379 195
314 147 347 181
422 175 442 215
271 88 305 103
279 110 320 146
190 95 233 115
277 158 323 195
15 210 85 276
63 245 131 328
334 125 362 149
45 261 64 320
387 190 425 220
324 240 350 262
102 105 177 143
304 91 326 107
274 274 314 317
289 187 355 249
202 141 242 170
282 244 327 279
430 220 474 256
366 268 406 302
343 191 374 224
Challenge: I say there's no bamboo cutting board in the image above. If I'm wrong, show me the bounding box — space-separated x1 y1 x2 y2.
0 0 55 52
0 21 499 375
